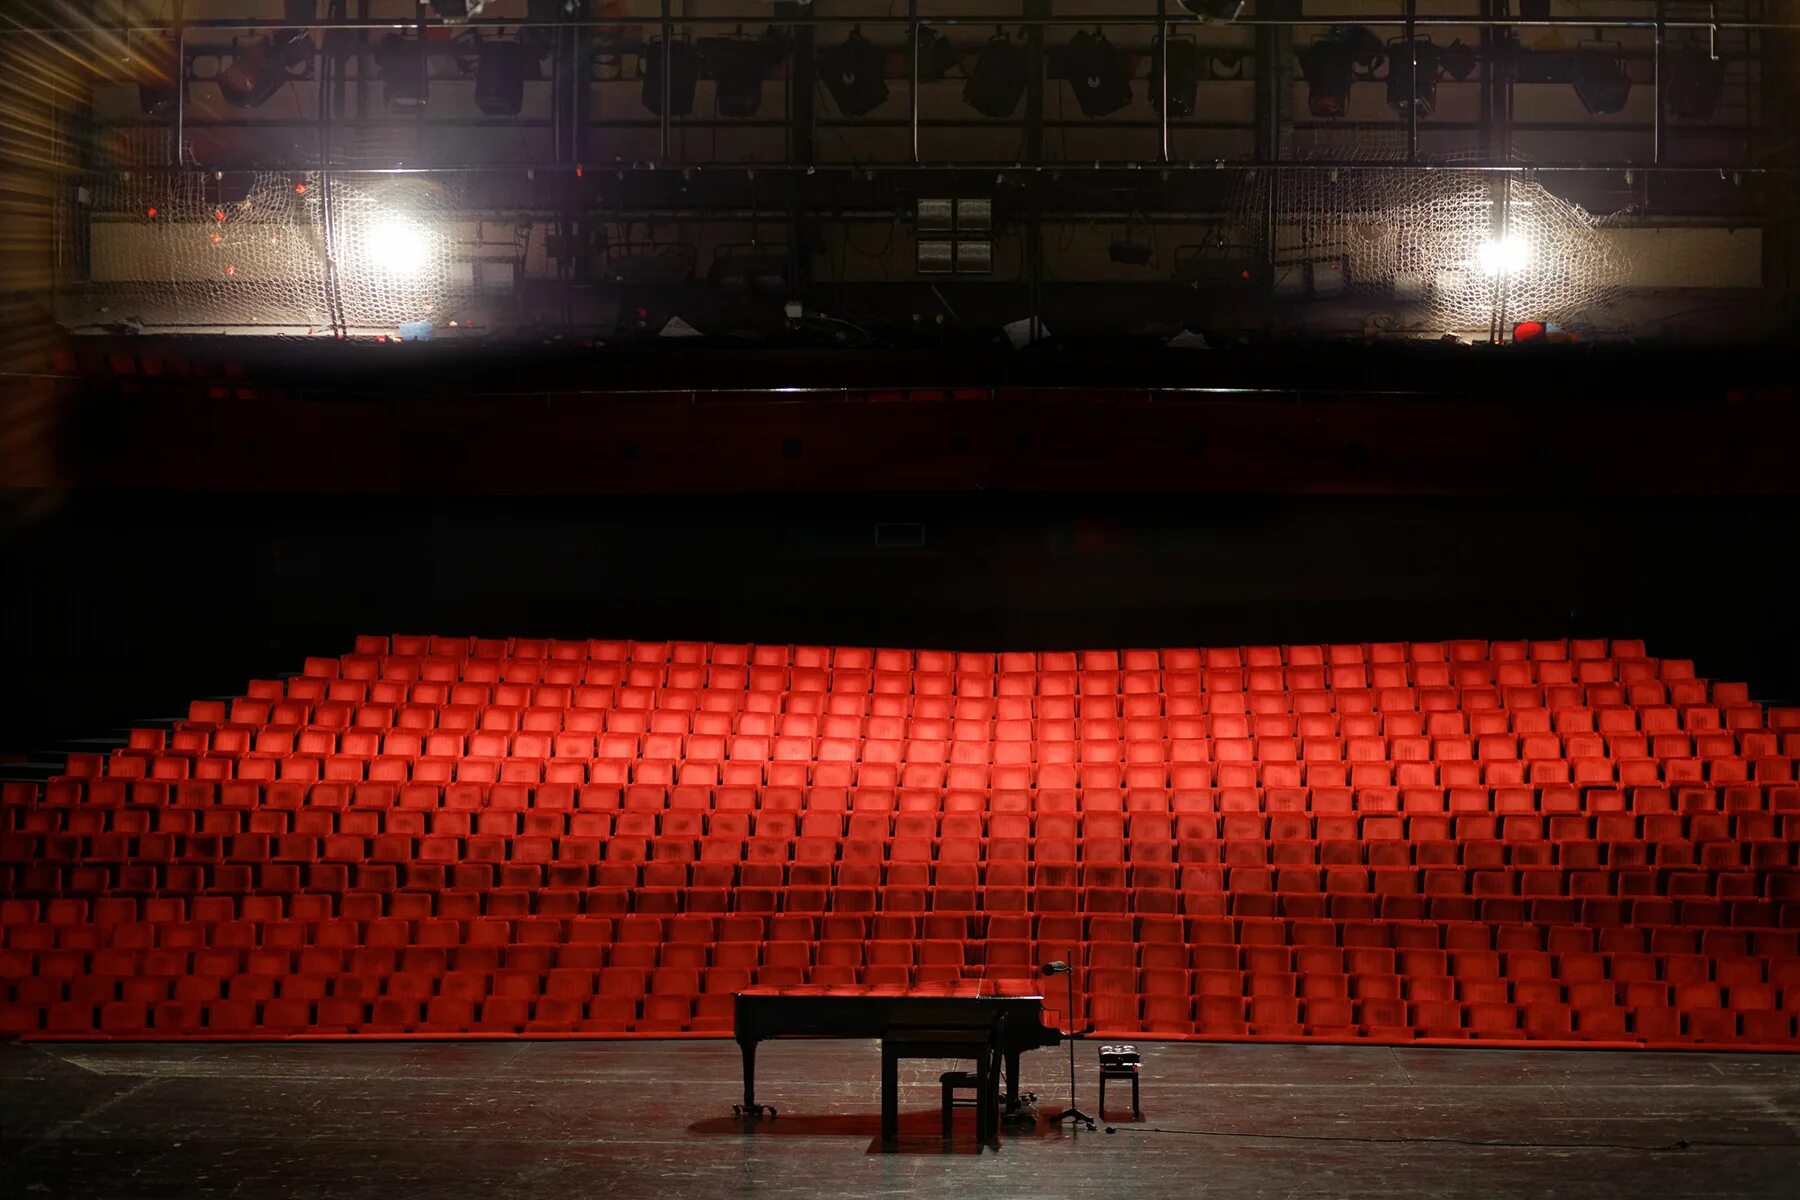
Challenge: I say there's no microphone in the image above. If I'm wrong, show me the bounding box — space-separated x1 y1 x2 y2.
1041 961 1071 976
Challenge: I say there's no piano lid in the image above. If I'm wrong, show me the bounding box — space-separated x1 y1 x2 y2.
738 983 1046 1001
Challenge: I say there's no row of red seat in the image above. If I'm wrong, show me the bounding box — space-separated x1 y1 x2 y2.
26 779 1800 818
13 896 1790 937
11 936 1799 985
326 635 1669 667
180 687 1767 724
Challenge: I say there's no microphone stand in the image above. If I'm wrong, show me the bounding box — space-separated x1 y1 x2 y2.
1046 947 1096 1131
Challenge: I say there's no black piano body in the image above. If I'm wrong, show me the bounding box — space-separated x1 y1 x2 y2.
733 984 1062 1116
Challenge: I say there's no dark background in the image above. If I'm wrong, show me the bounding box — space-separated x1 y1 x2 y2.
4 484 1796 758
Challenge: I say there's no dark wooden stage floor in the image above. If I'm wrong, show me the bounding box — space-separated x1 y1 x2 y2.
5 1039 1798 1198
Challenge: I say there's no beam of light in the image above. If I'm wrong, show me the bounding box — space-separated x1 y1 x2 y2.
1477 234 1531 277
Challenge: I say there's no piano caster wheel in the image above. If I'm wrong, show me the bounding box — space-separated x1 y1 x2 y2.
733 1104 777 1119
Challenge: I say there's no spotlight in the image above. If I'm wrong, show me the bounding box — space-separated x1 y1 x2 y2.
1062 29 1131 119
1386 38 1440 118
377 33 429 110
217 30 313 109
1298 27 1380 119
699 35 774 118
474 40 531 116
366 212 434 278
1573 43 1631 116
1175 0 1244 19
1151 36 1199 119
818 29 889 118
641 38 698 117
1477 235 1530 277
1666 46 1725 120
429 0 490 16
964 33 1028 119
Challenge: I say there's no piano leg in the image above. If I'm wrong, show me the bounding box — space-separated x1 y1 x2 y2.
733 1039 775 1119
1000 1049 1038 1125
880 1043 899 1142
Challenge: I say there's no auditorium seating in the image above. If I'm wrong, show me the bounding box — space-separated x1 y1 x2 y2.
2 636 1797 1048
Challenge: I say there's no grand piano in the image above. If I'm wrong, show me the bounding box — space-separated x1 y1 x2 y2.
732 983 1063 1118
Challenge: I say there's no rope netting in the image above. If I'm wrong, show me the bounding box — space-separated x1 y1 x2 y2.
73 169 466 333
1231 142 1632 333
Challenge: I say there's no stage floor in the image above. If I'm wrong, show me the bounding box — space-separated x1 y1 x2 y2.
5 1039 1797 1198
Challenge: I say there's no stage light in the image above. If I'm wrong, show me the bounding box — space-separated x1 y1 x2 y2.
1151 36 1199 119
818 29 889 118
964 34 1028 119
474 40 530 116
1440 39 1476 82
1477 235 1530 277
916 29 957 83
1386 38 1440 118
366 212 434 278
377 33 429 110
1063 30 1131 119
217 29 313 109
1298 40 1353 118
1175 0 1244 20
699 36 773 118
1298 27 1379 119
430 0 490 16
1573 44 1631 115
641 38 698 117
1666 46 1725 119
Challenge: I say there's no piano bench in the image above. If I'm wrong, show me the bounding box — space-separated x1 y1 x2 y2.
1098 1064 1143 1122
940 1070 983 1138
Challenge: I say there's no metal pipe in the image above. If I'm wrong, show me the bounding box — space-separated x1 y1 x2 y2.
1157 0 1168 164
16 15 1800 33
1406 0 1418 165
105 116 1751 135
174 21 186 166
1653 2 1664 167
909 2 920 164
659 0 672 162
75 160 1800 175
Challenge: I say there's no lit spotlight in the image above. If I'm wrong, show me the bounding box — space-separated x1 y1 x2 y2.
1477 235 1531 277
366 213 434 277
